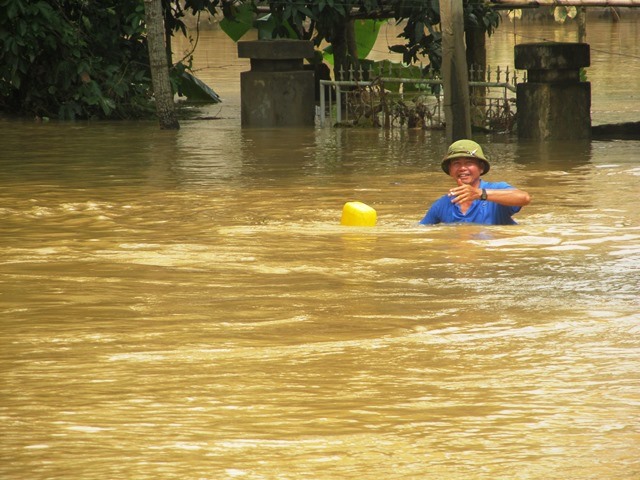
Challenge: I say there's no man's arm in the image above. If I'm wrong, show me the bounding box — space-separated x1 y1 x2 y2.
482 187 531 207
449 180 531 207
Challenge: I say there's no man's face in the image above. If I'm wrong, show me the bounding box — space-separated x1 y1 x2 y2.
448 158 483 184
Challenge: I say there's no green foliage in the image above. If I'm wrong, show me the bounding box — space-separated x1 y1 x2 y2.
220 2 255 42
219 0 500 75
323 19 381 65
0 0 503 119
0 0 154 119
352 19 381 59
464 0 501 34
389 0 500 72
166 0 221 38
579 67 588 82
388 0 441 69
553 6 578 23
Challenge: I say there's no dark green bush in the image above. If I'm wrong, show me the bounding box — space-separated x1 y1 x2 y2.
0 0 154 119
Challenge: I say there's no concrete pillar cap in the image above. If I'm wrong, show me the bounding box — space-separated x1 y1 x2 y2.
515 42 590 70
238 40 315 60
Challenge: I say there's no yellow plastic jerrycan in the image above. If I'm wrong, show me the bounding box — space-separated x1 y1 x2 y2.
341 201 377 227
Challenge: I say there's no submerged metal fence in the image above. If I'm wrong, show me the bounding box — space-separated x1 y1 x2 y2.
318 64 523 133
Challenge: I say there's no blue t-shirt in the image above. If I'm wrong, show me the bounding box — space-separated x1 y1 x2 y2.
419 180 521 225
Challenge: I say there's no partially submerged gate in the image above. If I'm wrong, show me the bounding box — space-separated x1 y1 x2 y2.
318 64 521 133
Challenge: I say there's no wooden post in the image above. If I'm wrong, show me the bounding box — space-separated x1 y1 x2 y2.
577 7 587 43
441 0 471 143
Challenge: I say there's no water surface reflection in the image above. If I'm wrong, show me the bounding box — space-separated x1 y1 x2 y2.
2 120 639 479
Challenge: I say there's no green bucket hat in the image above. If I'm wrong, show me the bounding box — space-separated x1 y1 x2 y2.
441 139 490 175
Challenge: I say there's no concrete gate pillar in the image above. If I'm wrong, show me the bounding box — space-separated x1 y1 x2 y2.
238 40 315 127
515 42 591 140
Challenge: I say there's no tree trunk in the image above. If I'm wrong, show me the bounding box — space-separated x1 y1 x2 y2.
465 25 487 129
164 9 174 67
465 25 486 74
143 0 179 130
330 19 350 81
346 20 361 78
577 7 587 43
441 0 471 143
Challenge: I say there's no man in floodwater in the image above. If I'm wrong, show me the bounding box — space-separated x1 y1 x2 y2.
419 139 531 225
